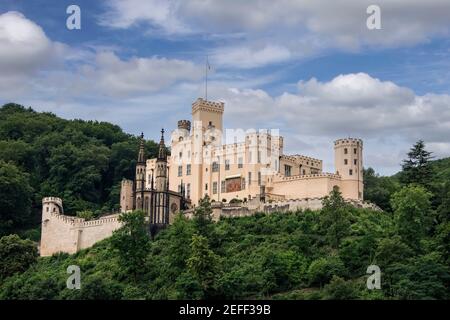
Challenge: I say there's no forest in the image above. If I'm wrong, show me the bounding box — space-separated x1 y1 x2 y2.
0 103 449 299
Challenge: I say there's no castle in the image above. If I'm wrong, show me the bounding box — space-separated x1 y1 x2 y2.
40 97 370 257
120 98 363 208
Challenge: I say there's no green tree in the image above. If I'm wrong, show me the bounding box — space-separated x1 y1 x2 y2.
401 140 433 187
187 233 221 297
308 256 346 287
192 195 213 238
363 167 399 211
0 234 38 280
110 210 150 279
323 276 358 300
390 185 432 251
0 161 33 236
320 186 351 248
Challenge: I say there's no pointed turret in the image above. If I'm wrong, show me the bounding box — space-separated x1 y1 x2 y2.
137 132 146 164
135 132 146 209
155 128 168 192
157 128 167 161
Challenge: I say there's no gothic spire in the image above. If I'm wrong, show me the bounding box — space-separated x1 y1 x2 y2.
157 128 167 161
137 132 145 164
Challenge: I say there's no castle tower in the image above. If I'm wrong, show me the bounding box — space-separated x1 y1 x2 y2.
135 132 146 209
334 138 363 200
192 98 224 133
155 129 168 192
40 197 65 256
120 179 133 213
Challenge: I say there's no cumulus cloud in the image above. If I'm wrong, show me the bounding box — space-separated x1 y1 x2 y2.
0 11 66 94
206 73 450 169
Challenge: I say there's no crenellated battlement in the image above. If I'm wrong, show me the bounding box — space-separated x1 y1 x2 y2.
192 98 224 114
177 120 191 131
334 138 363 146
281 154 322 165
42 197 62 207
275 172 341 182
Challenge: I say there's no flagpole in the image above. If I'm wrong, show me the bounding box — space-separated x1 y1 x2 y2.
205 55 208 101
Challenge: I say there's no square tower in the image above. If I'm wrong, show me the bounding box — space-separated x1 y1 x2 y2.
192 98 224 133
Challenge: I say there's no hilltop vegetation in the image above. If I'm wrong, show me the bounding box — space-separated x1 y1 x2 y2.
1 186 448 300
0 103 449 300
0 103 158 237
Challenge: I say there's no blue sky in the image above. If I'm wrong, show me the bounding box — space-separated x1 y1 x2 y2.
1 0 450 175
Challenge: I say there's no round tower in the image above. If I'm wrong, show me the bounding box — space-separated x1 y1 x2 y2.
42 197 63 217
334 138 363 200
178 120 191 132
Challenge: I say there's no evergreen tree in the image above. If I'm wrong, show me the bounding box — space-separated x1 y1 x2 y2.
401 140 433 187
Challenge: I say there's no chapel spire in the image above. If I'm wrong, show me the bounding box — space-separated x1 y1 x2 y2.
157 128 167 161
137 132 146 164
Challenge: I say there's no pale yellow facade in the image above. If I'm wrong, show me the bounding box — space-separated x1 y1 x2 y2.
146 98 364 206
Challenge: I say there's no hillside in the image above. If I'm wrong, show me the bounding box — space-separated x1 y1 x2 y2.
0 103 159 238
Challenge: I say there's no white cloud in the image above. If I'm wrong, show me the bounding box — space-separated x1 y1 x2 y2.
0 11 67 95
99 0 188 34
212 45 291 69
204 73 450 172
99 0 450 68
79 51 203 96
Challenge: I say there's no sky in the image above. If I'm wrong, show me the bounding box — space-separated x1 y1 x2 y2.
0 0 449 175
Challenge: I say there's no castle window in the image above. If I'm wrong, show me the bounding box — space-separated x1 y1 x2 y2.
186 164 191 175
187 184 191 199
225 159 230 170
354 159 357 165
344 159 348 165
248 172 252 185
205 183 208 191
284 165 292 177
46 207 49 212
349 169 353 175
238 157 243 168
241 178 246 190
178 165 182 177
212 162 219 172
344 148 348 154
258 171 262 186
213 182 218 194
179 137 183 142
257 151 261 163
221 180 225 192
303 169 306 175
209 121 212 126
179 151 182 159
354 148 357 154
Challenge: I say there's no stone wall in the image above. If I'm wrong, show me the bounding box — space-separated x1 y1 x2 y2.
40 197 122 257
